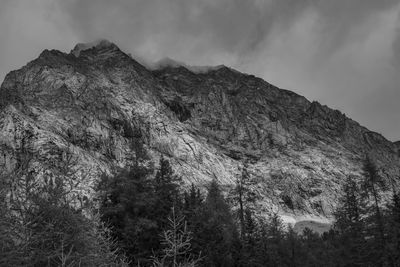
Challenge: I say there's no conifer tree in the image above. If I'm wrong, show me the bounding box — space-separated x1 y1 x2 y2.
229 161 259 239
239 208 259 266
334 175 368 266
97 139 158 265
183 183 203 222
97 153 186 265
0 148 128 267
193 179 240 266
153 156 183 225
265 214 286 266
362 156 388 264
97 164 156 264
386 192 400 266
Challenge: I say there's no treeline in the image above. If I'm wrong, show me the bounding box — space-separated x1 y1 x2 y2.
95 154 400 267
1 142 400 266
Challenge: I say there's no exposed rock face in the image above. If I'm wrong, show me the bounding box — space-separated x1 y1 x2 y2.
0 41 399 227
394 141 400 157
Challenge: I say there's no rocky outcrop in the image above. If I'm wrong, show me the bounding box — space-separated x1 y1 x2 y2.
1 41 399 228
394 141 400 157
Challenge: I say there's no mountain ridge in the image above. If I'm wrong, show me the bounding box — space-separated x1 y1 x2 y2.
0 40 399 228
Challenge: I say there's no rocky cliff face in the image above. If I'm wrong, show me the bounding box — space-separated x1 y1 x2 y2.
394 141 400 157
0 41 399 228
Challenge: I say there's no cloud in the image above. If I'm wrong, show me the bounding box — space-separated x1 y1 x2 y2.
392 19 400 68
0 0 79 81
57 0 400 62
0 0 399 140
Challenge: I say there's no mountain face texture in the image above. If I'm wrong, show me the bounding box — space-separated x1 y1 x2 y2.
1 40 399 228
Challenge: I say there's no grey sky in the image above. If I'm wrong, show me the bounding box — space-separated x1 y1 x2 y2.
0 0 399 141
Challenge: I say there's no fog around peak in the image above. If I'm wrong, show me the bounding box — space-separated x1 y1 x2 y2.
70 39 114 56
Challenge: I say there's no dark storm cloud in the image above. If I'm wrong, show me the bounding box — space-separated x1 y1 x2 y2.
60 0 399 60
0 0 399 140
392 23 400 67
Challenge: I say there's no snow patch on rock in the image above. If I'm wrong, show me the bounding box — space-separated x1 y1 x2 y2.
281 214 333 233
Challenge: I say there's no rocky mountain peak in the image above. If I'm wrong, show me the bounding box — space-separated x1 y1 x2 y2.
1 40 399 230
70 39 119 57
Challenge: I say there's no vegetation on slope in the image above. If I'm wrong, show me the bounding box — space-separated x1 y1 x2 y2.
1 140 400 267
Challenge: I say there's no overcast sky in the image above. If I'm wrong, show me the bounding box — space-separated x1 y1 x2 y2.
0 0 399 141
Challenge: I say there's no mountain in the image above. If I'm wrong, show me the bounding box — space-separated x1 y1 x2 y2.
0 40 399 229
394 141 400 156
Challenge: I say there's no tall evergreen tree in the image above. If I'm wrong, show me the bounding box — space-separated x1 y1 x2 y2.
229 161 259 239
192 179 239 266
153 156 183 224
334 175 368 266
283 226 303 267
97 140 156 265
386 192 400 266
265 214 286 266
362 156 388 265
183 183 203 222
97 165 156 265
239 208 260 266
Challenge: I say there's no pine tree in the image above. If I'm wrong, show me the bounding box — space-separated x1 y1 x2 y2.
334 175 368 266
282 226 303 267
239 208 259 266
301 227 328 267
361 156 388 265
320 229 342 267
153 156 183 226
193 179 240 266
183 183 203 222
97 164 157 265
386 192 400 266
229 161 259 239
97 137 156 264
266 214 286 266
